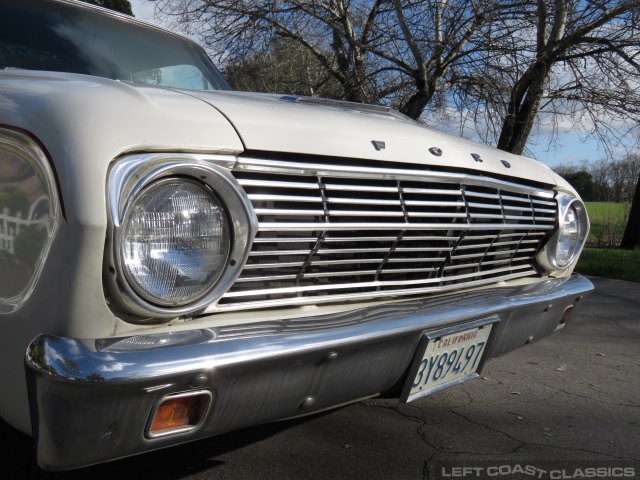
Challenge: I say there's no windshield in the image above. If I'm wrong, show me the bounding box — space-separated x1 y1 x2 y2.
0 0 230 91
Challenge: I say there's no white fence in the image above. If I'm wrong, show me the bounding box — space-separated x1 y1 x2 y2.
0 197 50 254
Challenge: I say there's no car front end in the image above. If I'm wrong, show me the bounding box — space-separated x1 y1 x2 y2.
0 0 593 471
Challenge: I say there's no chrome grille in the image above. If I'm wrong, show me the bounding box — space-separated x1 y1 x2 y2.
215 158 557 312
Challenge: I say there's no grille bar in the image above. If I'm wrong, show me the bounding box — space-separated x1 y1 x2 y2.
223 264 535 299
211 158 558 312
257 222 554 232
213 271 537 312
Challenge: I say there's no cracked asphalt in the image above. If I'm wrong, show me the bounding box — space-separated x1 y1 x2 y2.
3 276 639 479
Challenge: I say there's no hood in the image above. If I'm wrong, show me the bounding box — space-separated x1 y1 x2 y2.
183 90 563 187
0 70 243 224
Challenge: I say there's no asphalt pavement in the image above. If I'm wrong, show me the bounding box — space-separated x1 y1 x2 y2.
3 276 639 479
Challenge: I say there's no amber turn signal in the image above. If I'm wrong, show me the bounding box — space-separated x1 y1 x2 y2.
148 391 212 437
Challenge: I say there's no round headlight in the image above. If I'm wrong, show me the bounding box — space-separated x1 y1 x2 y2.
537 195 589 272
556 205 579 268
121 179 230 306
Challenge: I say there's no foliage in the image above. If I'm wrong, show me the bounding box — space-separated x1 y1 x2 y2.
558 171 598 201
585 202 629 247
224 38 343 97
554 154 640 203
575 247 640 283
80 0 133 16
491 1 640 154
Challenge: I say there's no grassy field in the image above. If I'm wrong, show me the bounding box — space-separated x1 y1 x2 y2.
573 203 639 282
575 247 640 283
584 202 628 247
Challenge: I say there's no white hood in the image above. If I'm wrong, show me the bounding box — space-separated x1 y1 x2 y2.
184 90 562 187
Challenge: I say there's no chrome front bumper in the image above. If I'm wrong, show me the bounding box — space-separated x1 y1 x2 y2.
25 274 593 470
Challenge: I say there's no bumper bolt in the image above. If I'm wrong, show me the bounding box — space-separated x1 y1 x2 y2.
189 374 208 388
323 352 339 363
299 396 316 410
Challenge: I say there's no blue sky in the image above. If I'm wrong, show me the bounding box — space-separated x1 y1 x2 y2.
130 0 634 170
527 132 612 169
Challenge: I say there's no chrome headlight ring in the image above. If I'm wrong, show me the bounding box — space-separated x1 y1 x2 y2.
105 154 257 320
537 193 589 272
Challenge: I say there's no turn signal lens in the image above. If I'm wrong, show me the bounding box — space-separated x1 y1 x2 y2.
149 391 211 437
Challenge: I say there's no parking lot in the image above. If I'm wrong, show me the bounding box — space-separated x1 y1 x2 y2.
3 276 638 479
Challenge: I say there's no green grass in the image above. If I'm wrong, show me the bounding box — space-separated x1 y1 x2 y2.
585 202 627 218
575 247 640 283
584 202 628 247
578 203 638 282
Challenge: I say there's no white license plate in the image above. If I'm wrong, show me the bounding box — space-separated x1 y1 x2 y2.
403 322 494 402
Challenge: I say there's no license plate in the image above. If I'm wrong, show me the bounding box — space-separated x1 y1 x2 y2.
402 320 495 403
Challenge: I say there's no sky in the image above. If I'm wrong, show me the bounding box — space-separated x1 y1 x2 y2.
129 0 635 170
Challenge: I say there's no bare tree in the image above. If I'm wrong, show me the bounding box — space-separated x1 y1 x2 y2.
588 158 612 202
154 1 640 158
492 0 640 155
377 1 523 118
154 1 530 115
223 38 343 97
80 0 133 15
155 0 396 103
621 153 640 201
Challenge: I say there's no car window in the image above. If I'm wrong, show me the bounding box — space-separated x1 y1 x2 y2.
133 64 219 90
0 0 230 91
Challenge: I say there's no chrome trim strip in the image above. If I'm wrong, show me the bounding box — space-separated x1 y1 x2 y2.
248 193 323 203
209 270 537 312
240 256 449 270
237 178 320 189
292 96 419 124
222 264 535 299
237 157 555 198
402 187 462 195
256 222 554 232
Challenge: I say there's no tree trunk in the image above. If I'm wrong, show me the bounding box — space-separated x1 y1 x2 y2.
399 89 433 119
399 77 437 120
331 27 362 103
620 173 640 249
497 65 549 155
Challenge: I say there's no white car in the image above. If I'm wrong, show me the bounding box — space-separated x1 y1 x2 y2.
0 0 592 471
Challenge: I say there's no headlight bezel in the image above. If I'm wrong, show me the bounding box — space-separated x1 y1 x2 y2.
537 193 589 272
105 154 257 321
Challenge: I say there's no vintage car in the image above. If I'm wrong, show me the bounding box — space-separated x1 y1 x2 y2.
0 0 593 471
